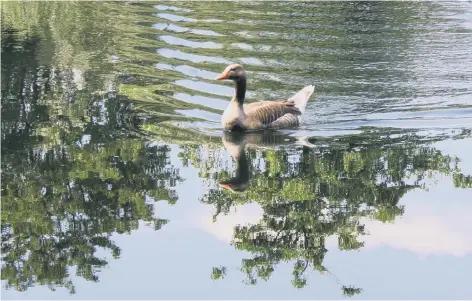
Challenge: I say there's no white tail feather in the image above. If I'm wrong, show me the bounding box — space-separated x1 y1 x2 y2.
288 85 315 114
295 136 316 148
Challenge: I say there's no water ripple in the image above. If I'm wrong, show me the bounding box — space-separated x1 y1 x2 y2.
155 13 196 23
122 1 472 137
157 48 230 64
159 35 222 49
153 22 222 36
154 63 219 80
153 4 192 12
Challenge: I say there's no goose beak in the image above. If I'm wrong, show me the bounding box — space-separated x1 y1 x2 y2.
219 183 235 192
215 70 230 80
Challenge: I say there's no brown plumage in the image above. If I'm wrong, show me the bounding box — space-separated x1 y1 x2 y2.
215 64 315 131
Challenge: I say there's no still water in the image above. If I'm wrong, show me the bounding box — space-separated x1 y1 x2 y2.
1 1 472 299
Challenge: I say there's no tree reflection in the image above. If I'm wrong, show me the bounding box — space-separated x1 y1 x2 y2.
194 131 470 296
2 0 471 297
1 25 181 294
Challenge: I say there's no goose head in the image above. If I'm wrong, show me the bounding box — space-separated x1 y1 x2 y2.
215 63 246 81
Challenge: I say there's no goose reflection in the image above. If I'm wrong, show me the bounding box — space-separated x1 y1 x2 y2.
218 132 250 192
218 131 312 193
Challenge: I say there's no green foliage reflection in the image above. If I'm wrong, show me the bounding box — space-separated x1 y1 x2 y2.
1 13 181 294
190 131 471 294
2 0 471 297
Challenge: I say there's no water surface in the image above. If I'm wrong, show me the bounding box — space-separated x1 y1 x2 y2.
1 1 472 299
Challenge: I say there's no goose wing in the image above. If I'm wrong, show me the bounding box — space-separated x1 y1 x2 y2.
244 100 290 111
244 100 301 127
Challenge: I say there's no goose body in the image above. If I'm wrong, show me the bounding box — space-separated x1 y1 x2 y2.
216 64 315 131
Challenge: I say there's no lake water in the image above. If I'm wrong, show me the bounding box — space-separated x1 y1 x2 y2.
1 1 472 299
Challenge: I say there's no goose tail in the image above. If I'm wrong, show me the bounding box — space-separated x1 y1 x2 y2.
288 85 315 114
295 136 316 148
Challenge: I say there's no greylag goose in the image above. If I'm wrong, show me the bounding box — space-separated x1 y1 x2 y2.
215 64 315 131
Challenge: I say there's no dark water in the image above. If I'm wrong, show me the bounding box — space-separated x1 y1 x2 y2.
2 1 472 299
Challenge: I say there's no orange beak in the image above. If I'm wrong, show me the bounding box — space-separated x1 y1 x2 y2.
215 70 230 80
219 183 235 192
